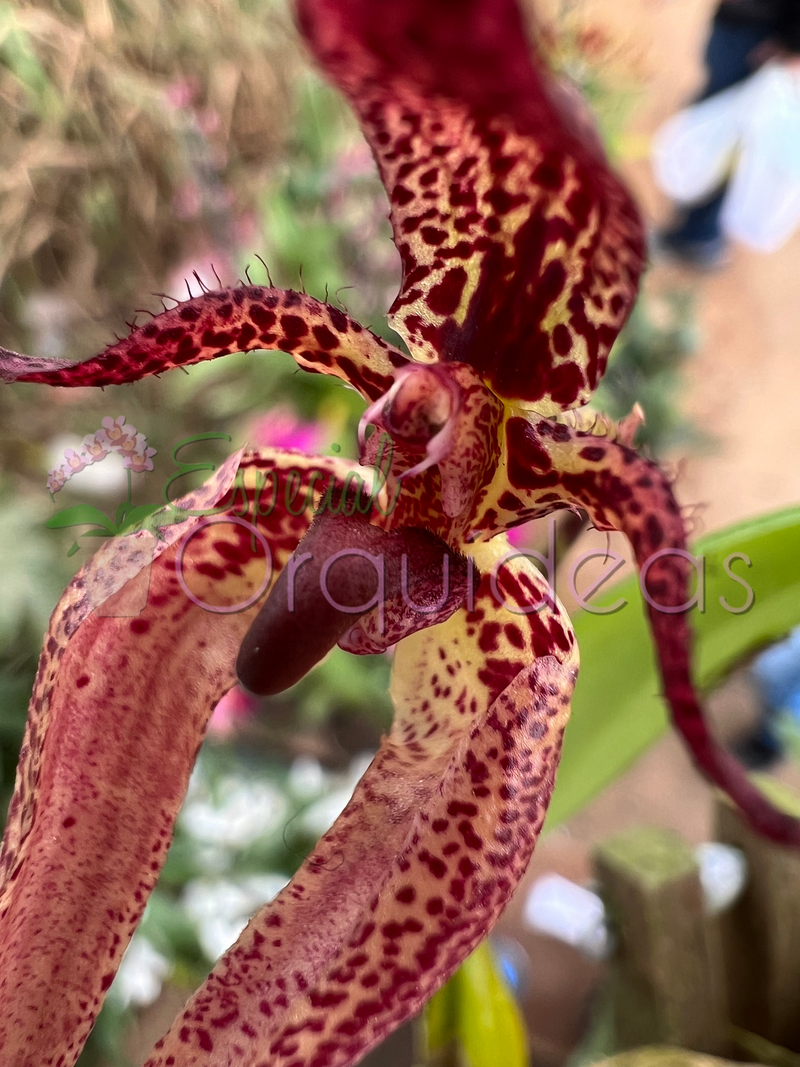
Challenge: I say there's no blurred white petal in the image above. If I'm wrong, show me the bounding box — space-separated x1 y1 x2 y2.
180 776 287 847
110 935 171 1009
183 874 289 961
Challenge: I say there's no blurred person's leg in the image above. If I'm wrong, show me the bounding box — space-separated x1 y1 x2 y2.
659 15 776 265
701 18 774 97
738 626 800 769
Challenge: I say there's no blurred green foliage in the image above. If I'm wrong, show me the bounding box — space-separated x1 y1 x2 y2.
421 941 528 1067
597 295 699 456
551 504 800 827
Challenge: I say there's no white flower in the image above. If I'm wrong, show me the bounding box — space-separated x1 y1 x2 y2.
180 775 287 848
299 752 375 837
109 934 171 1009
287 756 327 799
183 874 289 961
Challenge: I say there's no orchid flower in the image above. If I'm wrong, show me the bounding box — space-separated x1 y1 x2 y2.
1 1 798 1065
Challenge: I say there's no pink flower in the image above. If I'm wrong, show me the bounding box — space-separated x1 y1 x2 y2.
167 253 235 301
123 448 157 474
62 448 88 475
207 686 259 738
81 433 112 463
249 406 326 454
164 76 199 111
98 416 137 450
47 467 68 494
116 432 142 457
120 432 157 473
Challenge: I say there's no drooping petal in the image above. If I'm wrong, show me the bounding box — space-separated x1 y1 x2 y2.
0 288 408 402
298 0 645 410
0 449 360 1067
142 541 577 1067
474 414 800 846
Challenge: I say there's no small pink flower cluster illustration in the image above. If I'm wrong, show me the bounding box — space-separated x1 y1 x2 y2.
48 416 157 495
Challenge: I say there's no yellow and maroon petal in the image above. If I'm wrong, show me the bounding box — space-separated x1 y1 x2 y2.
142 541 577 1067
474 415 800 846
298 0 645 410
0 449 358 1067
1 288 408 402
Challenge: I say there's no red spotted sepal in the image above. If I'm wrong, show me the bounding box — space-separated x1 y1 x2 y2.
473 412 800 847
298 0 645 410
143 543 577 1066
0 288 409 402
0 449 368 1066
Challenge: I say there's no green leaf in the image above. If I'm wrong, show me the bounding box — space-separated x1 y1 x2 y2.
46 505 115 532
115 500 132 528
421 941 527 1067
117 503 163 533
548 505 800 827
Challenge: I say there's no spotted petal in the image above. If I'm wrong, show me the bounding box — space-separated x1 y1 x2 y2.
472 414 800 846
0 449 361 1067
0 288 409 402
299 0 645 410
142 542 577 1066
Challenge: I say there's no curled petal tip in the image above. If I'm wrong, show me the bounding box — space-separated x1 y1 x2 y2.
618 402 646 447
0 346 75 381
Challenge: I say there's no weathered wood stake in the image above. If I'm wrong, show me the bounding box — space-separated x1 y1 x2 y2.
594 827 728 1055
715 778 800 1053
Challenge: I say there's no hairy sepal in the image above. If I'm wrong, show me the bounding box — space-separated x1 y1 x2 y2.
0 287 409 402
144 543 577 1066
476 414 800 846
0 345 74 380
298 0 645 410
0 450 358 1067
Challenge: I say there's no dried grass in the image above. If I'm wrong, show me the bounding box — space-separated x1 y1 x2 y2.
0 0 301 350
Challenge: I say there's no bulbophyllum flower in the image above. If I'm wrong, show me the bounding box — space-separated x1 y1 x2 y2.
1 1 798 1065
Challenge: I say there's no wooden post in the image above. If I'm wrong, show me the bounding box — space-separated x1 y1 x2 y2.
715 778 800 1052
594 827 729 1055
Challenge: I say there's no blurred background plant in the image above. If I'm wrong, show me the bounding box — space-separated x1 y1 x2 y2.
5 1 800 1066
